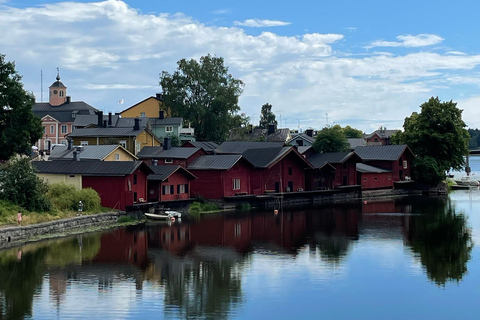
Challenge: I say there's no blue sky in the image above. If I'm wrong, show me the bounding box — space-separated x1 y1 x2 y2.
2 0 480 132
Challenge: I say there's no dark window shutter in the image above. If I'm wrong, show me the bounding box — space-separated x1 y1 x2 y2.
170 185 174 194
177 185 180 194
162 185 166 195
185 184 189 193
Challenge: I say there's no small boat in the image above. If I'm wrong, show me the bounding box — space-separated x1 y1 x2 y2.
144 211 182 220
455 177 479 186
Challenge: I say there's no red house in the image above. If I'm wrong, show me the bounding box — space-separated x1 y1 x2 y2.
33 161 153 210
354 144 414 182
356 163 393 189
242 147 313 194
188 155 252 199
137 145 205 168
306 151 361 189
147 165 197 202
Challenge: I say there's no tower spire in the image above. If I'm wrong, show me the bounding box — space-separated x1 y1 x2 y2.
56 67 60 81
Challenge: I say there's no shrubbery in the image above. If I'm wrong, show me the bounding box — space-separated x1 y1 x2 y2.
46 183 102 212
189 201 219 214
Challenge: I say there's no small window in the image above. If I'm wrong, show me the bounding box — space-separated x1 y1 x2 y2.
163 185 171 195
115 153 120 161
374 177 378 181
133 174 137 185
178 184 186 194
43 126 46 134
119 140 127 148
50 125 54 134
80 141 88 146
165 159 173 164
61 125 68 134
69 175 75 178
166 126 173 132
140 112 146 117
233 179 241 190
59 90 64 97
61 140 68 145
403 160 408 169
388 176 392 180
363 177 367 181
288 167 293 175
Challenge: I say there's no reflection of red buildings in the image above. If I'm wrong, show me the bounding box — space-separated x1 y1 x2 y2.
93 228 148 268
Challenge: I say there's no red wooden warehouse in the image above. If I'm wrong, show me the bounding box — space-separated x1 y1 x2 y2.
147 164 197 202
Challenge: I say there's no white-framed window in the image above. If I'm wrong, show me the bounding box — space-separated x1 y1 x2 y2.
140 112 146 117
163 185 172 195
233 179 240 190
43 126 46 134
61 125 67 134
61 140 67 145
165 158 173 164
403 160 408 169
178 184 186 194
115 153 120 161
166 126 173 132
50 125 54 134
135 141 141 154
80 141 88 146
119 140 127 148
59 90 64 97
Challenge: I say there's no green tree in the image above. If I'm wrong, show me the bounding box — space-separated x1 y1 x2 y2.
160 54 244 142
312 125 349 153
397 97 469 185
0 54 43 160
165 133 181 147
258 103 277 129
343 125 363 138
0 157 51 211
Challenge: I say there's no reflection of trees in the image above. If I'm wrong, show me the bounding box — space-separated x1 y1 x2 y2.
408 198 473 286
0 233 101 319
313 233 352 264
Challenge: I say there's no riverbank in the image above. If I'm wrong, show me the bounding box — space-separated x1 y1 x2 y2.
0 212 123 249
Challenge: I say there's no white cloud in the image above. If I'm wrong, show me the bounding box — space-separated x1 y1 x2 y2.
1 1 479 133
213 9 230 15
234 19 291 27
368 34 444 48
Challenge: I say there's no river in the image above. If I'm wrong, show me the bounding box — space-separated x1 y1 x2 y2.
1 189 479 319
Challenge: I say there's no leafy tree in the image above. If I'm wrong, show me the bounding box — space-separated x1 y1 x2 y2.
160 54 244 142
312 125 349 153
0 54 43 160
104 137 120 145
0 157 51 211
343 125 363 138
165 133 181 147
396 97 469 185
258 103 277 129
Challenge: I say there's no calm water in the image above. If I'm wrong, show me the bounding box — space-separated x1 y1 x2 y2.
1 191 479 320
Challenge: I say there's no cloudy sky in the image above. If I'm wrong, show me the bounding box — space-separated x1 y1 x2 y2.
2 0 480 133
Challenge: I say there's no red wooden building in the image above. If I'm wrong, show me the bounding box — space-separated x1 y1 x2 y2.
242 147 313 194
33 161 153 210
188 155 253 199
306 151 361 189
356 163 393 189
147 164 197 202
354 144 414 182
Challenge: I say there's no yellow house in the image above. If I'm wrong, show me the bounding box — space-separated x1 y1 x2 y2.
120 94 170 118
67 118 161 155
36 172 83 189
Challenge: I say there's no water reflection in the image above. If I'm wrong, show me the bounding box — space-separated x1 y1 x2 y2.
0 195 474 319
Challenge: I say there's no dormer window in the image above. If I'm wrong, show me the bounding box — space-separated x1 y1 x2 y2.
59 90 64 97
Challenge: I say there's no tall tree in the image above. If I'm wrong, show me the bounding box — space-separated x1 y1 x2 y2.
0 54 43 160
397 97 469 185
343 125 363 138
312 125 349 153
160 54 244 142
258 103 277 129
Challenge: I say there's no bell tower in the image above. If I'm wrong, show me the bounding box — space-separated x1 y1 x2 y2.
49 68 67 106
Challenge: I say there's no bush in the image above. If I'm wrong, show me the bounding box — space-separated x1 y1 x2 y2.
46 183 102 213
236 203 251 211
189 201 219 214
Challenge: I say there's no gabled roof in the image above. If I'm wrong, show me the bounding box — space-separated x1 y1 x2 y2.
67 127 143 137
119 96 164 114
149 117 183 126
188 155 243 170
347 138 366 149
365 129 400 139
137 146 200 159
297 146 312 154
356 163 391 173
73 114 121 127
184 141 219 152
243 146 313 169
308 152 358 168
217 141 284 154
33 105 98 122
354 145 412 161
288 133 315 144
32 160 152 176
148 165 197 181
48 145 137 161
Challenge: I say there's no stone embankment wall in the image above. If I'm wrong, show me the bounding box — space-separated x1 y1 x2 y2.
0 212 120 249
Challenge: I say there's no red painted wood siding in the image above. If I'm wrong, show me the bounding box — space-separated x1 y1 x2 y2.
359 172 393 189
159 171 191 202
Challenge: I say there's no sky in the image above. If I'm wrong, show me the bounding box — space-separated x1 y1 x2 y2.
2 0 480 133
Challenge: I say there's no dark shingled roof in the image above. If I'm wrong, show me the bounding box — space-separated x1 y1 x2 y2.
288 133 315 145
217 141 284 154
68 127 144 137
137 146 200 159
73 114 121 127
32 160 152 176
188 155 243 170
354 145 411 161
356 163 391 173
48 145 135 161
347 138 366 149
149 117 183 127
148 165 197 181
50 80 66 88
183 141 219 152
242 146 313 169
308 152 355 168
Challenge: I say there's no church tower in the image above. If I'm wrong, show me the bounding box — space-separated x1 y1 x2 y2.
49 69 67 106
